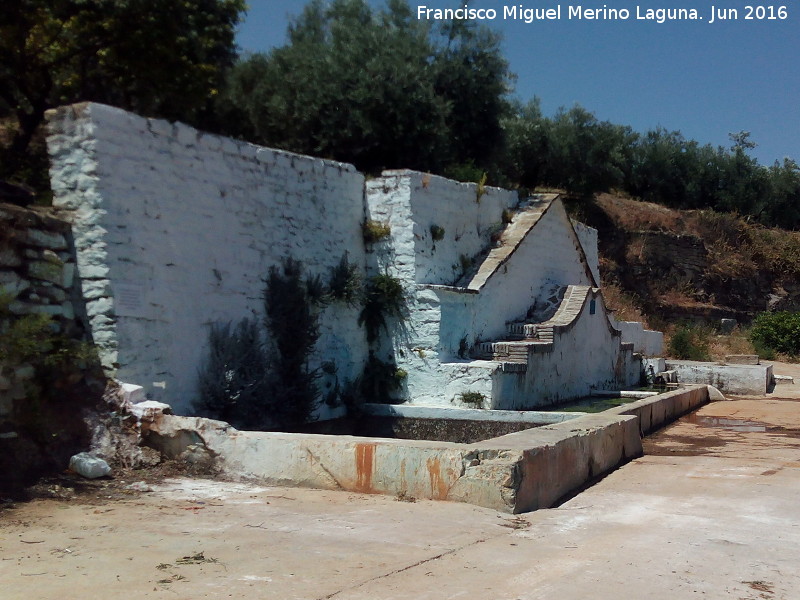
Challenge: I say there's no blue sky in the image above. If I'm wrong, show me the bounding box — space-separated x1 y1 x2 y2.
236 0 800 165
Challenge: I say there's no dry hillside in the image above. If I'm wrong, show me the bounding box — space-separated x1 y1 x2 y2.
572 193 800 329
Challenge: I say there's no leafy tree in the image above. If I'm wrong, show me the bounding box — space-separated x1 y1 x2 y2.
502 98 550 189
220 0 511 175
539 105 635 199
431 18 511 174
763 158 800 229
0 0 245 179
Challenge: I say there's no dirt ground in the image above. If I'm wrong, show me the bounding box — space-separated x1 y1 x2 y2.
2 362 799 599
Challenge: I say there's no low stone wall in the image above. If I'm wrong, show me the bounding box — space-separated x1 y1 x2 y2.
143 386 712 513
605 384 710 435
665 360 773 395
0 202 82 421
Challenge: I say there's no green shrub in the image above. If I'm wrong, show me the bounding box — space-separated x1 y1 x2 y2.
194 318 269 429
667 323 711 361
358 354 406 404
750 311 800 357
264 258 323 429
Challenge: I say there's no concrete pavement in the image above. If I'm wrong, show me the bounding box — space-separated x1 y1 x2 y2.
2 367 799 599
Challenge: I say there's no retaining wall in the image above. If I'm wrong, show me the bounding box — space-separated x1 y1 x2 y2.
46 103 369 414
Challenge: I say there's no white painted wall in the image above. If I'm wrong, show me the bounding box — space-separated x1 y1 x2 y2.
572 220 600 284
468 201 594 348
47 103 369 414
46 103 652 419
362 178 636 409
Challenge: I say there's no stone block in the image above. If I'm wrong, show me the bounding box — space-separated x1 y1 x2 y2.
0 248 22 268
36 285 66 303
28 260 64 285
62 263 76 288
61 301 74 320
86 297 113 317
720 318 737 334
129 400 172 422
42 249 64 265
25 229 67 250
82 279 111 299
79 264 110 279
0 272 30 297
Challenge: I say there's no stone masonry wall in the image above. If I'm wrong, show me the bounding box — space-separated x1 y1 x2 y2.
0 202 83 423
46 103 369 415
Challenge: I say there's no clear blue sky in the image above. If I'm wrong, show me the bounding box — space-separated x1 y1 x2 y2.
236 0 800 165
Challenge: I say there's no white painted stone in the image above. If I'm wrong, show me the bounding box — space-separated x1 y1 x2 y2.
118 381 146 404
129 400 172 422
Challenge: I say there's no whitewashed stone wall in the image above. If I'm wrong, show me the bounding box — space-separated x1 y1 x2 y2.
365 171 517 285
46 103 368 415
363 175 637 408
493 291 640 408
45 103 654 419
611 319 664 356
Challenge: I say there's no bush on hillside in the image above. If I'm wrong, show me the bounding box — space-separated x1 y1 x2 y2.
750 311 800 357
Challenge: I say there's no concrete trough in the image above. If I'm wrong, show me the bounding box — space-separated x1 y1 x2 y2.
604 384 710 435
144 386 712 514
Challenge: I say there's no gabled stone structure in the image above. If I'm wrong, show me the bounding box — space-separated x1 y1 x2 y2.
365 172 650 409
45 103 660 418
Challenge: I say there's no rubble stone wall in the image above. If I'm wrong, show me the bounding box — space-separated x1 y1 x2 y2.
0 202 83 423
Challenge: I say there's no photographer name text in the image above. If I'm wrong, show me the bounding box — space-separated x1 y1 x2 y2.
416 4 789 24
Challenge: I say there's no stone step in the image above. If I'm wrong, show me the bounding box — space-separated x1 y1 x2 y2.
473 341 529 363
774 375 794 385
506 323 554 341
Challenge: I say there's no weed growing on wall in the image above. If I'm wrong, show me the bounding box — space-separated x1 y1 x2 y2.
475 172 488 203
430 224 445 242
362 219 391 244
359 273 406 344
194 318 269 429
358 353 407 404
458 391 486 408
327 253 362 307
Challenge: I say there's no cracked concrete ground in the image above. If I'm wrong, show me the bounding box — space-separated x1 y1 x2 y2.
2 363 800 599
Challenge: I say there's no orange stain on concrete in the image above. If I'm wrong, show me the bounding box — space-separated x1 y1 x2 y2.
426 457 450 500
355 443 376 492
